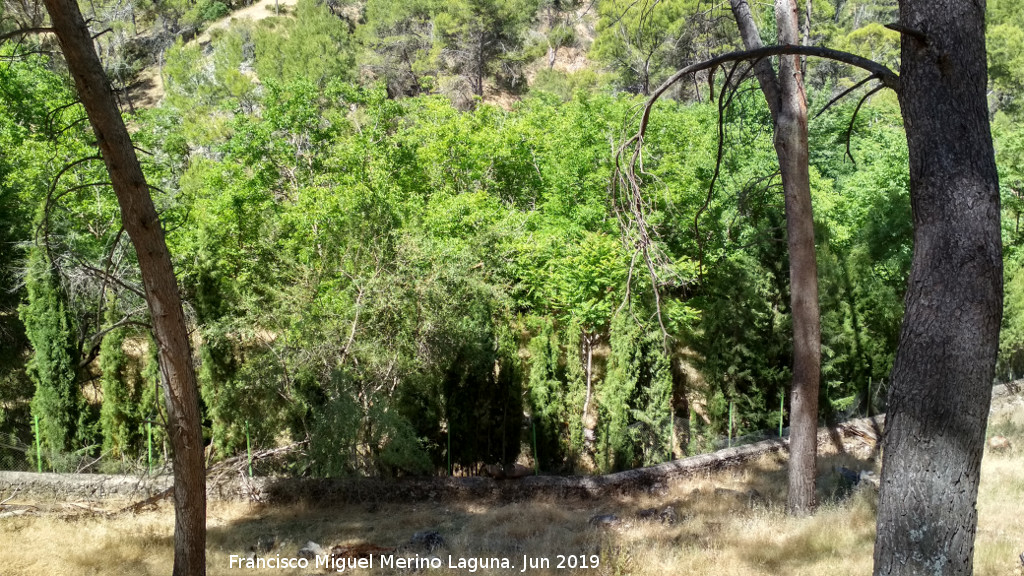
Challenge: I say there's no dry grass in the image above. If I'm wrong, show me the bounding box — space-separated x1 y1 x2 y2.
2 400 1022 576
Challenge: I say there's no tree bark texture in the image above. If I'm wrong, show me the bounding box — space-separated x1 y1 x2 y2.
41 3 208 575
873 1 1002 575
773 0 821 518
728 0 781 118
728 0 822 516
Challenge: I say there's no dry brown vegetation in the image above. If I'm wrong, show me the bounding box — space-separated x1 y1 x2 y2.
2 399 1022 576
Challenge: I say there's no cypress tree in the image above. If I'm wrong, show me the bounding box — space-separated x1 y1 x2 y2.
525 317 567 469
19 247 80 467
99 296 132 462
138 334 167 467
599 313 640 471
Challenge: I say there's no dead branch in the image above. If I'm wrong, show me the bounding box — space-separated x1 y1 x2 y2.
79 309 151 368
611 43 897 343
39 154 104 265
0 508 32 518
121 444 306 513
339 283 366 367
64 501 113 515
119 486 173 514
73 261 147 299
44 98 83 133
94 225 126 328
813 74 878 120
636 44 898 141
844 84 886 164
693 59 757 278
206 441 309 477
0 488 19 505
0 26 53 42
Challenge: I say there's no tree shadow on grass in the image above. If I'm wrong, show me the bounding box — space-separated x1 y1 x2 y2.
203 449 880 575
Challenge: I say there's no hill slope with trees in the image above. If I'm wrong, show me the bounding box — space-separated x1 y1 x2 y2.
1 0 1021 482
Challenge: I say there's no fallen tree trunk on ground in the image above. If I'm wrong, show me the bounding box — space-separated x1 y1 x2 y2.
4 384 1016 506
0 414 886 504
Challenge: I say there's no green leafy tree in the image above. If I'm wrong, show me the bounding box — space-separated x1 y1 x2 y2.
432 0 540 100
987 1 1024 113
358 0 439 96
592 0 690 94
254 0 355 87
551 232 627 466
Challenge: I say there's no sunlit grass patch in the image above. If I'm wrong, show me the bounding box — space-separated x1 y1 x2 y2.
1 398 1022 576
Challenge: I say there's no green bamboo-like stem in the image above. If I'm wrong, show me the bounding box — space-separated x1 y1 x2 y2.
532 421 539 475
668 413 674 461
868 377 873 417
728 401 734 448
245 421 252 477
34 414 42 473
689 407 696 454
779 393 785 437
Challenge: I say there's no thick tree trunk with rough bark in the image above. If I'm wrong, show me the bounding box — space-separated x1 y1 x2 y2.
873 1 1002 575
728 0 821 516
41 3 208 575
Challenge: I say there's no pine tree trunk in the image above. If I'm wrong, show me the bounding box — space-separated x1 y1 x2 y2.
774 0 820 517
873 1 1002 574
42 3 208 575
729 0 821 515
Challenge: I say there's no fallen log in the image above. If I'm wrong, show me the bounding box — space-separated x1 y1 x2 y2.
0 415 888 504
261 415 888 504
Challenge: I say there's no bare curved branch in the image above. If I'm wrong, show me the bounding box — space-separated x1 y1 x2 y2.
813 74 878 120
611 43 897 345
637 44 899 142
0 26 54 42
844 84 886 164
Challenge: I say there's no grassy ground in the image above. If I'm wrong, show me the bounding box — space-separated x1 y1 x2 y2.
2 400 1021 576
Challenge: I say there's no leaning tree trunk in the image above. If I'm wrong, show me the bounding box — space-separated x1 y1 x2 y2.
872 1 1002 575
42 3 208 576
729 0 821 515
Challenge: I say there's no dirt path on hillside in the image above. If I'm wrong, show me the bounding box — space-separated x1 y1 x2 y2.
128 0 297 108
195 0 298 44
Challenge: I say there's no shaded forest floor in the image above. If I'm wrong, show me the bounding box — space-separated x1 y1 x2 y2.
1 398 1022 576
